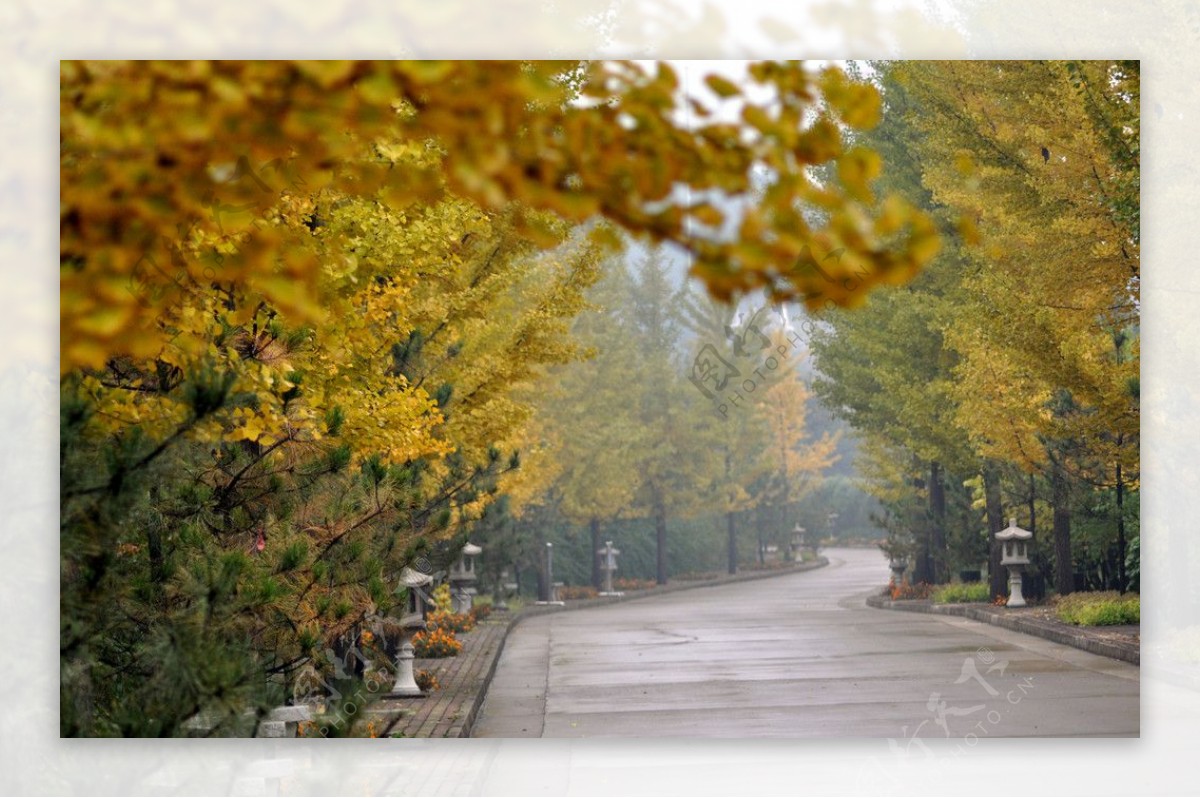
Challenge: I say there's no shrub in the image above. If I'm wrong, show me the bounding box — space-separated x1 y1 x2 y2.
932 582 992 604
468 603 493 622
558 585 599 600
744 560 792 572
613 577 658 591
676 571 720 582
412 627 462 658
425 609 475 634
1055 591 1140 626
430 583 454 614
889 580 933 601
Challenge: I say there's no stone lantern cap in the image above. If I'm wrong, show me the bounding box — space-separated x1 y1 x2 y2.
995 518 1032 541
997 518 1031 567
461 542 482 557
397 566 433 628
399 566 434 587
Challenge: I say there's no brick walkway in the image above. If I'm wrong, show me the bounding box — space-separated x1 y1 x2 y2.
366 618 510 738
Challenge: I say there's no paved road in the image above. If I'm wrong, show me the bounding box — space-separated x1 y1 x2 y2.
472 548 1138 738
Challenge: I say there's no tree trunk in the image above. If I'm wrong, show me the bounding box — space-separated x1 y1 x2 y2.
654 489 668 585
929 461 946 584
1052 460 1073 595
756 504 766 566
590 517 602 589
724 446 737 576
727 510 738 575
910 471 932 584
983 464 1006 600
145 487 166 608
1028 472 1036 537
535 527 549 602
1116 462 1126 593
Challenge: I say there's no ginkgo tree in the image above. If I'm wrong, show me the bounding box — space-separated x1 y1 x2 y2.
677 290 776 574
812 60 1138 594
756 341 840 557
893 60 1139 593
810 65 975 586
619 253 727 584
520 254 643 587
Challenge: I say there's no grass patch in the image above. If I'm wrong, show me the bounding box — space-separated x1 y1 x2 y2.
931 582 992 604
1055 591 1140 626
491 596 524 614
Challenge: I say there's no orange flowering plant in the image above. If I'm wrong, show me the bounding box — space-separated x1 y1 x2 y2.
412 627 462 658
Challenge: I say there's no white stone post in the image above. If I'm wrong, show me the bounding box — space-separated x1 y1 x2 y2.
536 542 564 605
387 635 422 697
598 540 623 596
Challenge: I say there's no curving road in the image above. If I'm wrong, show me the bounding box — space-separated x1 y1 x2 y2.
472 547 1138 738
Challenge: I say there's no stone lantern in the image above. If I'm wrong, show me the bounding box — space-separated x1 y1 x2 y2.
825 512 839 549
387 566 433 698
493 568 511 611
888 557 908 585
791 524 807 561
449 542 482 613
996 518 1033 608
597 540 623 596
256 705 313 738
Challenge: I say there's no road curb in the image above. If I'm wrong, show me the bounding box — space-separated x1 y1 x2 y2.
865 594 1140 666
459 557 831 737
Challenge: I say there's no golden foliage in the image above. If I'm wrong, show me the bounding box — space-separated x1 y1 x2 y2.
61 59 939 374
895 61 1138 478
